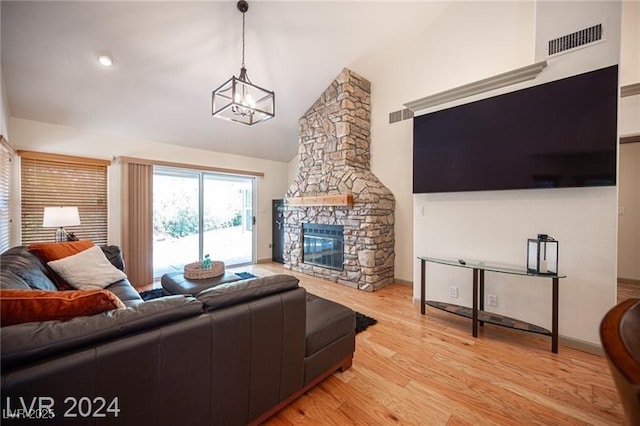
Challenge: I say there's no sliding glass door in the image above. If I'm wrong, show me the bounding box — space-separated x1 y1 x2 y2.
202 174 253 266
153 167 255 278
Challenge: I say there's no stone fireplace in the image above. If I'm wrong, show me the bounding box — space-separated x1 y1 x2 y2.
284 68 395 291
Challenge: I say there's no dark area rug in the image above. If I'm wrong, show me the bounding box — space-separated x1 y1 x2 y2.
235 272 256 279
355 312 377 334
139 288 164 301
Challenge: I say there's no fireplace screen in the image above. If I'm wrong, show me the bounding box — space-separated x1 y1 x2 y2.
302 223 344 270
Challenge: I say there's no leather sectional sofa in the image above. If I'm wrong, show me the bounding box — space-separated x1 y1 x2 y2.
0 245 356 425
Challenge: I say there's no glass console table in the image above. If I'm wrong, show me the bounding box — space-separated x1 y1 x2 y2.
418 256 566 353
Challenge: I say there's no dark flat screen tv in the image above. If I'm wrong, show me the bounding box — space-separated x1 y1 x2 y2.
413 65 618 194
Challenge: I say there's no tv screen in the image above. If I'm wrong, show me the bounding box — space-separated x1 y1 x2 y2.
413 65 618 193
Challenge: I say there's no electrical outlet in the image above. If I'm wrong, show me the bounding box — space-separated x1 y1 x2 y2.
448 286 458 298
488 294 497 307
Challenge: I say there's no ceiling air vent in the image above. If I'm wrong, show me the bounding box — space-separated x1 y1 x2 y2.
389 108 414 124
389 110 403 124
402 108 414 120
548 23 604 57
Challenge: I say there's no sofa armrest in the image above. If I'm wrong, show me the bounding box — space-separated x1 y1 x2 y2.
197 274 299 310
207 286 307 423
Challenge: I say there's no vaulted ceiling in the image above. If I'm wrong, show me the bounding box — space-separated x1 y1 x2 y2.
1 1 449 162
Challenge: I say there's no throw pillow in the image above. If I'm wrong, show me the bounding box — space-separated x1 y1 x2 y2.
0 289 126 327
27 240 95 262
28 240 95 290
47 246 128 290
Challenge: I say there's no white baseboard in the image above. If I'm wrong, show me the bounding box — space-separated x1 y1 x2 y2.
559 336 603 355
410 297 603 355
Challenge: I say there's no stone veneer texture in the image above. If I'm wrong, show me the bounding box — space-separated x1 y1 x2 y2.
284 68 395 291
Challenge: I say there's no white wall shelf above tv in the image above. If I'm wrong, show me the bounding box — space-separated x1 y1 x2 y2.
404 60 548 112
621 82 640 97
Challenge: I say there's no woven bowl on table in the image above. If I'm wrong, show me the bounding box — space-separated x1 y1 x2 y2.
184 260 225 279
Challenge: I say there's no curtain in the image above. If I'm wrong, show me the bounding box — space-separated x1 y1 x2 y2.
121 162 153 288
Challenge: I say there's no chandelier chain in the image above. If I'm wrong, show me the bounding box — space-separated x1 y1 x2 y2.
241 10 246 69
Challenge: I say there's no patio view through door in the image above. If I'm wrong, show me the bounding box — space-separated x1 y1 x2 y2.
153 166 255 278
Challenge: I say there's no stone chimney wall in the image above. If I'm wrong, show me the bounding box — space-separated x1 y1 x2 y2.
284 68 395 291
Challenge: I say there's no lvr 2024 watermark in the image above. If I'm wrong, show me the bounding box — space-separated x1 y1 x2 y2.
2 396 120 420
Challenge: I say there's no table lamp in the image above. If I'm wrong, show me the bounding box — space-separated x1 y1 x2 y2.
43 206 81 242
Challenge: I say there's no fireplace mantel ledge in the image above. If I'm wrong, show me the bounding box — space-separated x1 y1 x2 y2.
286 194 354 207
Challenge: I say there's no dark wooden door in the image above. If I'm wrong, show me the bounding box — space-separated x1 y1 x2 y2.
272 199 285 263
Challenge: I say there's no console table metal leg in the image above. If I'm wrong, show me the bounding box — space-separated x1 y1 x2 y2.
472 268 478 337
479 269 485 327
552 277 559 353
421 259 426 315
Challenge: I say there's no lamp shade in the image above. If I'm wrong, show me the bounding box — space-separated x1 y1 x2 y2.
43 207 81 227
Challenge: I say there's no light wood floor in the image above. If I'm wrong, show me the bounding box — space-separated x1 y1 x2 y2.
228 262 624 426
617 281 640 303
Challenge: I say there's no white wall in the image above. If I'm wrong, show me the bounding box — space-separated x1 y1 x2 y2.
352 1 621 346
0 73 8 141
617 1 639 282
620 95 640 136
619 142 640 281
621 0 639 86
0 4 6 141
619 0 640 137
8 118 290 262
350 1 536 283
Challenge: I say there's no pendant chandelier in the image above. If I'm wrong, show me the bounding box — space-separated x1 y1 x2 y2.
212 0 275 126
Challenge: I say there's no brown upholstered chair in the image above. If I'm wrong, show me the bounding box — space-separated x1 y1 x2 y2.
600 298 640 425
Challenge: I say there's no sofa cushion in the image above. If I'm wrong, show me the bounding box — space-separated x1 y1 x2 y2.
0 247 58 291
101 245 126 271
0 295 204 370
197 274 299 310
28 240 95 290
305 293 355 357
106 280 144 307
47 246 128 290
0 289 125 326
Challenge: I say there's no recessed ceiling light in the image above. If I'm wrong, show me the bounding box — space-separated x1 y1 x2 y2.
97 53 114 67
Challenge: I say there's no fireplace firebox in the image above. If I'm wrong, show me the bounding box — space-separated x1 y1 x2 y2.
302 223 344 270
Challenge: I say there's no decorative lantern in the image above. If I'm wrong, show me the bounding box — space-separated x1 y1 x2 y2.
527 234 558 275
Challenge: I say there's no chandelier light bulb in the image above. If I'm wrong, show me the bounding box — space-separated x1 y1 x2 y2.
245 94 256 108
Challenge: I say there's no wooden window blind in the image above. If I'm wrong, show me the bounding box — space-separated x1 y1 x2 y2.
0 137 13 253
19 151 110 245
